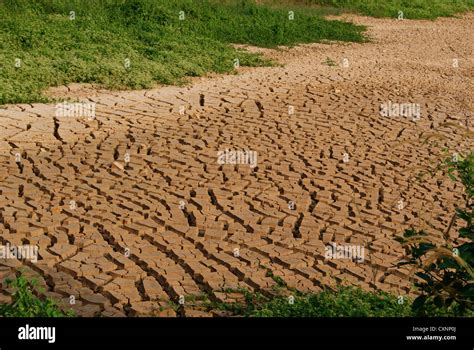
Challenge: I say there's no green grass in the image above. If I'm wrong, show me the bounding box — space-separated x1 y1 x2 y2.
268 0 474 19
0 275 73 317
0 0 366 105
209 286 474 317
2 274 471 317
210 287 412 317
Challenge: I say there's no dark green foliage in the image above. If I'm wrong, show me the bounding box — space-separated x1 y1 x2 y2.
397 154 473 316
0 274 74 317
0 0 366 104
269 0 474 19
208 286 417 317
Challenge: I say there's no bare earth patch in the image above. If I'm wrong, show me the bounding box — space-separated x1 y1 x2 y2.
0 14 473 316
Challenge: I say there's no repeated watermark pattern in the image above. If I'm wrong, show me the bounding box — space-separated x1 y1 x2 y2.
217 149 258 168
0 244 38 263
55 102 96 119
380 101 421 121
325 243 365 263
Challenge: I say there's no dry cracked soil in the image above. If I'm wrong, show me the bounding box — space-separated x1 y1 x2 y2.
0 14 473 317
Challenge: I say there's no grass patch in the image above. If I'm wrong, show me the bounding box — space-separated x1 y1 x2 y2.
0 274 73 317
0 0 366 104
322 56 337 66
2 274 471 317
208 287 411 317
207 286 474 317
267 0 474 19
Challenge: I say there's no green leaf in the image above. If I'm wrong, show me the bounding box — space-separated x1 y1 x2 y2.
415 272 433 284
461 284 474 297
456 208 470 221
412 242 436 258
459 227 474 240
438 256 461 270
412 295 427 312
434 295 444 308
458 243 474 266
404 228 426 238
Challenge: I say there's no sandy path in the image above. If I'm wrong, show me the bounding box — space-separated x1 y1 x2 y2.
0 14 473 316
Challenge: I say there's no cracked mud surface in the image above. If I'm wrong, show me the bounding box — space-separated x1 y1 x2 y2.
0 14 473 316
